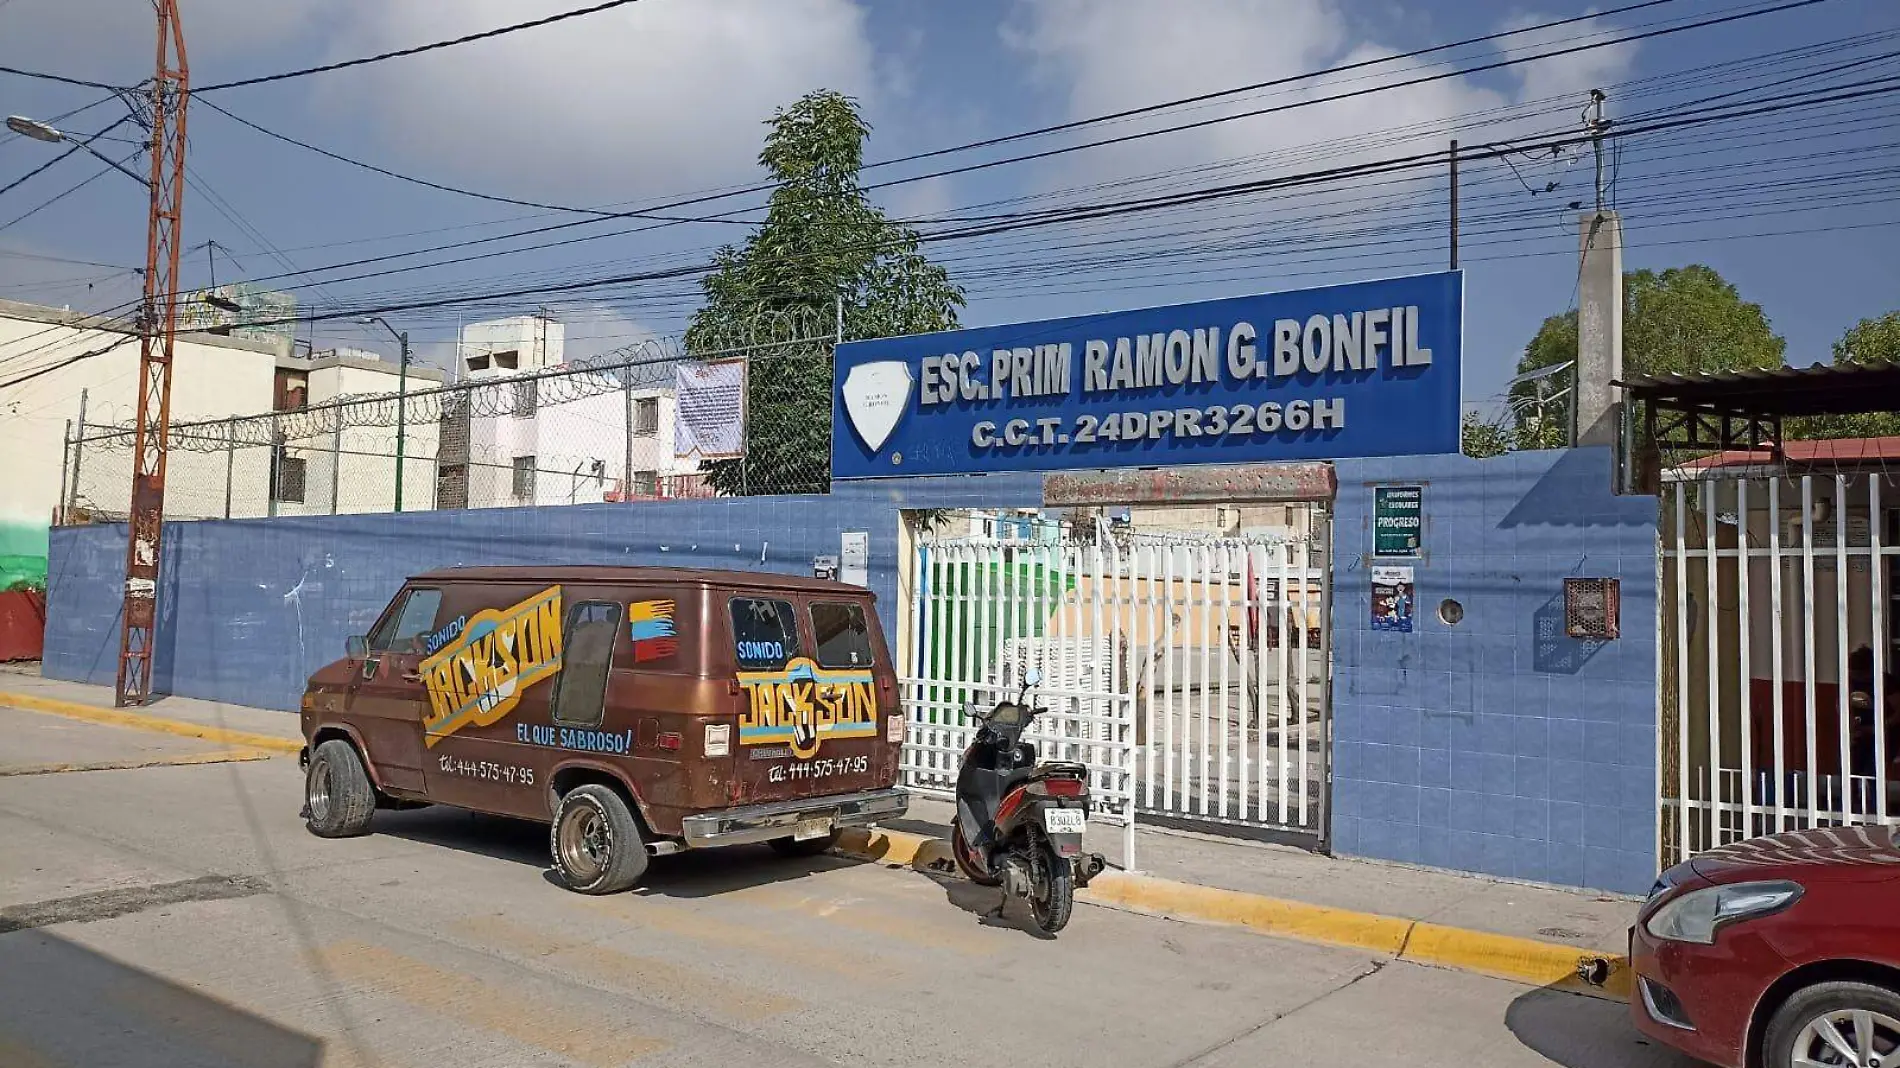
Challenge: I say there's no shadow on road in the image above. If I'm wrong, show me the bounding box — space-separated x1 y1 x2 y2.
0 929 325 1067
1505 984 1698 1068
372 806 873 898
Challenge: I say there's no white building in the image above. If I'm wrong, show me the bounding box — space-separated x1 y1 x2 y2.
272 348 446 516
0 298 287 588
438 314 705 510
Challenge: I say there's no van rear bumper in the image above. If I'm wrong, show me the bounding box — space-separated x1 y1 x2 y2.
679 787 909 849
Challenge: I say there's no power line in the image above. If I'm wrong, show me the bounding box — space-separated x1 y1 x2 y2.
196 0 651 93
0 115 138 200
0 64 128 91
195 98 761 226
204 0 1849 296
0 152 140 232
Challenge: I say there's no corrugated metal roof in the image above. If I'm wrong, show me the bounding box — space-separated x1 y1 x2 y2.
1618 361 1900 417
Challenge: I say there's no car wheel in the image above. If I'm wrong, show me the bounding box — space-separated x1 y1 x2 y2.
305 739 376 838
767 829 841 858
550 784 649 894
1764 981 1900 1068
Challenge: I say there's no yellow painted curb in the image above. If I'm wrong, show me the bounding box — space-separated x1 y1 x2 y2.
0 748 278 777
0 690 302 755
838 826 1630 1000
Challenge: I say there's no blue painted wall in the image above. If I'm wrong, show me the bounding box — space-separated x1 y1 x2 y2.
45 448 1662 893
44 475 1040 715
1329 447 1659 894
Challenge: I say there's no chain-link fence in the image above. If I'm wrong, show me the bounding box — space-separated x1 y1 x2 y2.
56 324 838 525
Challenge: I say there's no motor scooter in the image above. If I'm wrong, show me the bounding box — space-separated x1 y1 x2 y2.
952 669 1108 935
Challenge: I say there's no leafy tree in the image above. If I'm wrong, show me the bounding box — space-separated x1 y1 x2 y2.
685 90 965 495
1505 265 1785 447
1460 412 1510 458
1790 311 1900 439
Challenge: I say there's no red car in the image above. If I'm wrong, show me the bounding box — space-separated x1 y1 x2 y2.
1630 825 1900 1068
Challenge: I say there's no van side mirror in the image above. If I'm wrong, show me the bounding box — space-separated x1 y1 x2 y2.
345 635 368 659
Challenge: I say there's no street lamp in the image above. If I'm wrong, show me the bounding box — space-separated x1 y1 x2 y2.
6 114 152 188
361 316 412 513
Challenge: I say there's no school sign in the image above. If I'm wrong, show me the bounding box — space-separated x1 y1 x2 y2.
832 271 1462 479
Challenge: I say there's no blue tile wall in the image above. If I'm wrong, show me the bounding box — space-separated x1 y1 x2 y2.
44 474 1041 715
1331 447 1659 894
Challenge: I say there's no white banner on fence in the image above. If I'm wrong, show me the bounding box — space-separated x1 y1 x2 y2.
673 358 746 460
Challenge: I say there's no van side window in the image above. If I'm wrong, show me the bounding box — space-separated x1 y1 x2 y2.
810 602 874 668
730 598 798 669
370 588 442 653
552 601 621 728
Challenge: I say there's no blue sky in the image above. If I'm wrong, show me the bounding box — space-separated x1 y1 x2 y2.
0 0 1894 422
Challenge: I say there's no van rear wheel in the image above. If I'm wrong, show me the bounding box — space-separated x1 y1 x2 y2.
551 785 648 894
768 829 841 858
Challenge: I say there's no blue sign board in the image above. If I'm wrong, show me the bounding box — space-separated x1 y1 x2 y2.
831 270 1462 479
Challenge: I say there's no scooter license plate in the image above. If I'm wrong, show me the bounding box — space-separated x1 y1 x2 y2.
1043 808 1086 834
793 817 833 841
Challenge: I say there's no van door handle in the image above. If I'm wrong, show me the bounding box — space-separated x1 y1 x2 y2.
401 670 424 683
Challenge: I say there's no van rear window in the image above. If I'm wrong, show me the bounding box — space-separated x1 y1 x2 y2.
730 598 798 669
811 602 874 669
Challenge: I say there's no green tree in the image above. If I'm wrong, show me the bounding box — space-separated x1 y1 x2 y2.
686 90 965 495
1506 265 1786 446
1791 311 1900 439
1460 411 1510 458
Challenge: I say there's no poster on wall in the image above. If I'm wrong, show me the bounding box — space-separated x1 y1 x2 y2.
1370 565 1415 633
832 270 1463 479
674 358 746 460
840 532 869 587
1374 485 1424 558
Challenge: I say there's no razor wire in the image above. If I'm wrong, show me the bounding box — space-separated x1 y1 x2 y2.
57 318 837 523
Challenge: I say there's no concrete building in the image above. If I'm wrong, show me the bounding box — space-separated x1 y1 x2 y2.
271 348 446 516
438 314 704 509
0 298 287 588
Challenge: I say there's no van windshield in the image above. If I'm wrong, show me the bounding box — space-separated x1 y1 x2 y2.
731 598 798 670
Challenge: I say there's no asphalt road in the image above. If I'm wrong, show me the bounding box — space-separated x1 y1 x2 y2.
0 714 1692 1068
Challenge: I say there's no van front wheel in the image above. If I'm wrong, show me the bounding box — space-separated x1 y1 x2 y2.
551 785 648 894
305 739 375 838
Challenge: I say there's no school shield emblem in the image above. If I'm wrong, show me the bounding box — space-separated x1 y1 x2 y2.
841 361 913 453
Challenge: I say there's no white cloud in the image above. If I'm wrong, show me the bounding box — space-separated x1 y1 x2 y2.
1001 0 1638 188
309 0 878 203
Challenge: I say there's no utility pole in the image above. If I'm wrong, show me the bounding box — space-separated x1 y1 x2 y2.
115 0 189 707
1448 139 1460 270
68 388 88 521
394 330 410 512
1574 88 1624 451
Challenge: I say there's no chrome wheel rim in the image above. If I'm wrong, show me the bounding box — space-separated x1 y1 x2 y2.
557 804 609 881
1792 1008 1900 1068
307 760 332 823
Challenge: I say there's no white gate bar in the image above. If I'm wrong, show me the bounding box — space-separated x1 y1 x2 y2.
1298 536 1313 829
1834 474 1852 824
1256 544 1271 828
1739 478 1754 836
1706 480 1723 842
1770 476 1787 833
1164 544 1179 810
1674 481 1691 854
1236 546 1253 822
1218 542 1233 819
1278 536 1293 827
1874 476 1889 823
1801 475 1819 822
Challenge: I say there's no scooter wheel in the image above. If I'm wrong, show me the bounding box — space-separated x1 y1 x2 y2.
951 822 1002 887
1029 840 1074 936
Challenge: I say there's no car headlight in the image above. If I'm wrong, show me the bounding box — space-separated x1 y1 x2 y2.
1644 880 1803 944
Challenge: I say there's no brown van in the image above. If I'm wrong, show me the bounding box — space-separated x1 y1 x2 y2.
297 566 908 893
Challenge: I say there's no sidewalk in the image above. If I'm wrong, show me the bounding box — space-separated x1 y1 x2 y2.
889 796 1636 954
0 664 1638 996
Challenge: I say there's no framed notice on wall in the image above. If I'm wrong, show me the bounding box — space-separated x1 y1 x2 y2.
1374 485 1424 558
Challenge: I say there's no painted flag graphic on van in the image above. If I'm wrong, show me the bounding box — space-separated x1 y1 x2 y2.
628 599 678 662
419 585 563 747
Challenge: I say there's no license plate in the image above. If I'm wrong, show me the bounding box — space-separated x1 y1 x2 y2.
793 817 833 841
1043 808 1085 834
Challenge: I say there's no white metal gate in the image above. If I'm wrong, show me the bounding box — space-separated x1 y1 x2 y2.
1663 470 1899 864
899 516 1331 852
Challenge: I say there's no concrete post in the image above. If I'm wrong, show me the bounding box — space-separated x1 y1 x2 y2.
1575 210 1624 447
